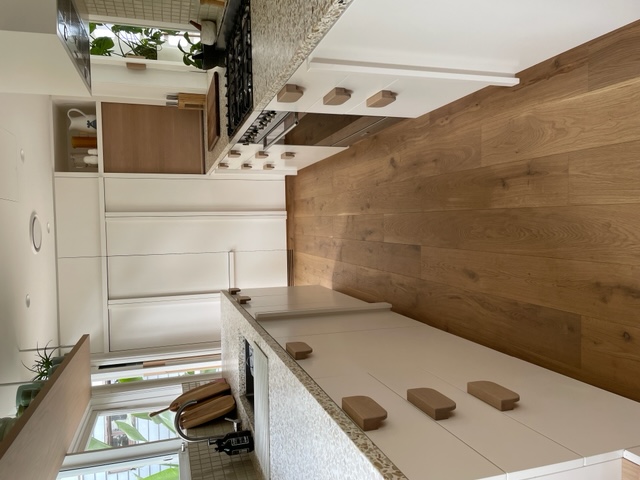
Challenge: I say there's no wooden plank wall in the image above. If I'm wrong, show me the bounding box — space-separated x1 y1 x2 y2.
288 20 640 402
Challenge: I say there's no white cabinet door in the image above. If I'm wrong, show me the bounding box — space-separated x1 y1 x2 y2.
58 257 104 353
106 216 287 256
108 252 229 299
109 295 221 351
231 250 288 289
104 177 286 212
54 176 102 258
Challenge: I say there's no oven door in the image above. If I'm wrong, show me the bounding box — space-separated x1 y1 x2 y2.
261 112 299 149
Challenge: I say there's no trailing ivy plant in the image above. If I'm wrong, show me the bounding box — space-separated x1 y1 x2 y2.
89 23 178 60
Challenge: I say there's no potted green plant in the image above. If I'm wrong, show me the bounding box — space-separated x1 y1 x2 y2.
22 341 62 381
89 23 176 60
177 32 204 69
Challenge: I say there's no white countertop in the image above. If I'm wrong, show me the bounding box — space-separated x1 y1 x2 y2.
244 287 640 479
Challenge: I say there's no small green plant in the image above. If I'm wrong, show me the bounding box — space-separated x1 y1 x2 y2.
89 23 177 60
177 32 203 69
23 341 57 381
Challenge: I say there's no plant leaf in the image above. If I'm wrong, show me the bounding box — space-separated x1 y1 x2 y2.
116 376 144 383
153 411 177 433
115 420 147 443
91 36 115 56
87 436 112 450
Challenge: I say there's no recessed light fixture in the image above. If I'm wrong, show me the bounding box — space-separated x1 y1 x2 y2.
30 212 42 253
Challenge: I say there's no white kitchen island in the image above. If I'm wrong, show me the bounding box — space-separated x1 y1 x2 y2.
221 286 640 479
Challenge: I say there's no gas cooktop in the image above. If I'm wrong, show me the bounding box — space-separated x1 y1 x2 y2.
225 0 253 138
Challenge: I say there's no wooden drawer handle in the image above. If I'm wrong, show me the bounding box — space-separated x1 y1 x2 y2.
285 341 313 360
236 295 251 304
342 395 387 431
323 87 351 106
228 288 241 295
277 84 304 103
467 381 520 411
407 388 456 420
366 90 397 108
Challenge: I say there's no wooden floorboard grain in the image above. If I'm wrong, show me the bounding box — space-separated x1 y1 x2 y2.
481 77 640 167
289 20 640 401
333 214 384 242
582 316 640 402
349 266 582 371
569 139 640 205
332 125 482 192
293 215 333 237
421 246 640 325
588 20 640 92
384 205 640 266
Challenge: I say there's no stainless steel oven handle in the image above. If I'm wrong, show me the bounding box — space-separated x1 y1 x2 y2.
263 112 299 149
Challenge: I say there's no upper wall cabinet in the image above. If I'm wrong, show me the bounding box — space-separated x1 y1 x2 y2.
0 0 91 96
101 103 204 174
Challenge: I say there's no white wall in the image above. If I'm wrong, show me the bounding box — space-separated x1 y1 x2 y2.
0 93 59 416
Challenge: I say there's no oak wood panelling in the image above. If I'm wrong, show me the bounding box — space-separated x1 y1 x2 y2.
333 214 384 242
294 215 333 237
288 19 640 401
588 21 640 92
102 103 204 174
481 78 640 167
623 459 640 480
313 153 568 217
349 266 582 371
332 124 482 193
582 317 640 401
421 246 640 327
293 252 357 290
296 235 421 277
384 205 640 266
292 155 335 200
569 140 640 205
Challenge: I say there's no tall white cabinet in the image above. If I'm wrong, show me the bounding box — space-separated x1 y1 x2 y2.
54 103 289 354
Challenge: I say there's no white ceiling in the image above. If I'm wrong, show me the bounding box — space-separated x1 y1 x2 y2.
315 0 640 74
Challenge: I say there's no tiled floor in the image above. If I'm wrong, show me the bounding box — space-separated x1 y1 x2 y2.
184 382 258 480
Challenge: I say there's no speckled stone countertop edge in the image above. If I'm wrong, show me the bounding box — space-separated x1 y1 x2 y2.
206 0 355 173
221 291 408 480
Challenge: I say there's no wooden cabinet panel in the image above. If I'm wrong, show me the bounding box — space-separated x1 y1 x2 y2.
101 103 204 174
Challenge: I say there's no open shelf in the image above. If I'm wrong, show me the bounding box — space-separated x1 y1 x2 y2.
52 99 99 173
